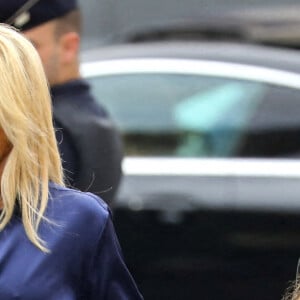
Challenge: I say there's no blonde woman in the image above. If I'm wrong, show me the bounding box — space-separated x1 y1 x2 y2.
0 24 142 299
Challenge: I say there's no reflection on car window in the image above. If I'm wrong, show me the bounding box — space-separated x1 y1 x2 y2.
88 73 300 158
174 82 264 156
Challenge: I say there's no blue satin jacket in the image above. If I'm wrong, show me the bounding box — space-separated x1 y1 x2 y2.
0 183 143 299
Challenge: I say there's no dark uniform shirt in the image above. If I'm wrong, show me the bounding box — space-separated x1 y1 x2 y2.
0 183 143 299
51 79 123 205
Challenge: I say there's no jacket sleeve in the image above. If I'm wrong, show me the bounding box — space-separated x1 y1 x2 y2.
86 215 143 300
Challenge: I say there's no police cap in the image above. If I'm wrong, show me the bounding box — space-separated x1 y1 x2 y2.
0 0 78 31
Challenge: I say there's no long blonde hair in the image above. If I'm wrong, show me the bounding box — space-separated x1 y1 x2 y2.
283 282 300 300
0 24 64 251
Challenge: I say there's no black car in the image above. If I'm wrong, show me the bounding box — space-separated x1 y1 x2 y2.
81 42 300 300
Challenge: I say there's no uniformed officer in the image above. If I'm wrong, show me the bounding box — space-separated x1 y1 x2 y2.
0 0 123 205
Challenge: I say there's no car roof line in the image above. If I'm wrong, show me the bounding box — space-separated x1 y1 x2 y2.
81 58 300 89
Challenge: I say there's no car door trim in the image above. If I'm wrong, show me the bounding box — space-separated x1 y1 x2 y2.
81 58 300 89
122 157 300 177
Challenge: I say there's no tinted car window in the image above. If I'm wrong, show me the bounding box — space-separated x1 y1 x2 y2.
88 74 300 157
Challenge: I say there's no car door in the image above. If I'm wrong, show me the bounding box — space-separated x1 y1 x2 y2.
82 58 300 300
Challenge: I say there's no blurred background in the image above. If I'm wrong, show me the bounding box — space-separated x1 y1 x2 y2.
77 1 300 299
79 0 300 49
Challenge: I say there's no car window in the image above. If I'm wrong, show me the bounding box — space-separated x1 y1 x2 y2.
87 73 300 158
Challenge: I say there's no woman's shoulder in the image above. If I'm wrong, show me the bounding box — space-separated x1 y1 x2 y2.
47 182 110 234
